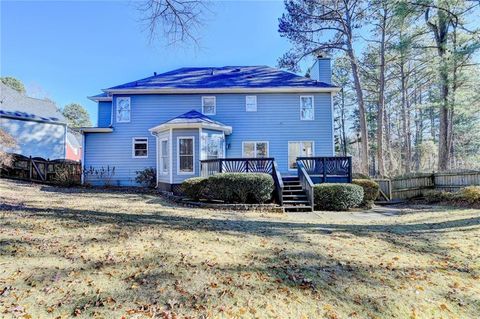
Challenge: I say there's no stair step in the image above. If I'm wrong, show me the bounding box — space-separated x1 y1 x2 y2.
283 194 307 199
283 200 310 204
283 190 305 194
283 181 300 185
282 176 299 180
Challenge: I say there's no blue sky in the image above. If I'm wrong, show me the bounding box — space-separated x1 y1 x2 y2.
2 0 299 123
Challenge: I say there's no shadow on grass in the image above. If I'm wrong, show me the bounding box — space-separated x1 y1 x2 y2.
2 202 479 240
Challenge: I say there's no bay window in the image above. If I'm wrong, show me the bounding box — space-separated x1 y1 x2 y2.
178 137 194 174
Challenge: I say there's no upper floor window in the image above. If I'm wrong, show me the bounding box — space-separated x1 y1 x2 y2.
242 141 269 158
246 96 257 112
300 96 314 120
202 96 216 115
132 137 148 158
116 97 131 123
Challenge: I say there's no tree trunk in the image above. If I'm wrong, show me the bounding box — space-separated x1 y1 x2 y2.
376 8 387 177
400 58 411 173
347 47 369 174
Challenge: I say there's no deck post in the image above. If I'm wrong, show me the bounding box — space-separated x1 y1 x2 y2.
322 157 326 183
219 159 223 173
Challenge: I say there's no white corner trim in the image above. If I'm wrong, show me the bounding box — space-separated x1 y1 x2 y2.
81 134 85 185
300 95 315 121
132 137 149 159
330 92 335 156
169 129 173 184
176 136 195 175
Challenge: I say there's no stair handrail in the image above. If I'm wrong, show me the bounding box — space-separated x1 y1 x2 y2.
272 160 284 206
297 161 314 212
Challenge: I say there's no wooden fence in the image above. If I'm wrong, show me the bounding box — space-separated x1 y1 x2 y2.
0 153 82 185
376 171 480 200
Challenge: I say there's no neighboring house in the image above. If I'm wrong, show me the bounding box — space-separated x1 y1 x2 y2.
83 56 341 190
0 83 82 161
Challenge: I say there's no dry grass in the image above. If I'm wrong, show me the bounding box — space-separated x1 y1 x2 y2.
0 179 479 319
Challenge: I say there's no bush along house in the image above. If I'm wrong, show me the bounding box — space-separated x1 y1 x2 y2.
82 56 352 211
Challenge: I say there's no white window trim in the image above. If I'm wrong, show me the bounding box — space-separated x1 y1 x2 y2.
116 97 131 123
245 95 257 112
241 141 269 158
288 141 315 171
159 138 169 175
202 96 216 115
132 137 148 159
300 95 315 121
177 136 195 175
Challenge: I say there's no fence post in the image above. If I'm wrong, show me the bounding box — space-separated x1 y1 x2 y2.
29 156 33 179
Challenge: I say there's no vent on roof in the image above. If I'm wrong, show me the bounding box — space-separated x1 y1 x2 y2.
210 69 215 76
154 72 157 76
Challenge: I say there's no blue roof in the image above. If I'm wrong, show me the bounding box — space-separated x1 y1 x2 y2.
106 66 336 91
161 110 228 127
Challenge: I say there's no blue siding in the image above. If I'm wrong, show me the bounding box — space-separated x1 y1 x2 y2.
310 58 332 84
1 117 66 159
84 93 334 185
97 101 112 127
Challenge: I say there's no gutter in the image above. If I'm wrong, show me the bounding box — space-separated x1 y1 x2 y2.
103 87 341 95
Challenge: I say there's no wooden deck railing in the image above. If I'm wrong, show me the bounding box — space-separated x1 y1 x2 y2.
297 161 314 211
296 156 352 183
200 158 283 204
200 158 275 176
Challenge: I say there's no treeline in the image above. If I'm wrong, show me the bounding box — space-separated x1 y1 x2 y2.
279 0 480 177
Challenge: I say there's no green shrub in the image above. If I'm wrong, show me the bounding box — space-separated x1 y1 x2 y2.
206 173 274 204
459 186 480 204
352 179 380 208
423 190 455 203
135 167 156 188
181 173 274 203
352 173 371 180
314 183 363 211
181 177 209 200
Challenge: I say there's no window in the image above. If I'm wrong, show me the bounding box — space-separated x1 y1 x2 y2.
178 137 195 174
202 96 216 115
201 133 224 160
160 139 168 174
300 96 314 120
132 137 148 158
242 141 269 158
288 141 314 169
116 97 131 123
246 96 257 112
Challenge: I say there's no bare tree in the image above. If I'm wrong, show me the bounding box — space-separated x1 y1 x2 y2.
138 0 209 45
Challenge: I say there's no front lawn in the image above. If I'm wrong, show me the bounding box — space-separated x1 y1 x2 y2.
0 179 479 318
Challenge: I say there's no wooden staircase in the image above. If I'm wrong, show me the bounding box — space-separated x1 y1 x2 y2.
282 176 312 212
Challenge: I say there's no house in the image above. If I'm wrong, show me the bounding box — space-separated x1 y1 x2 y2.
83 57 348 197
0 83 82 161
